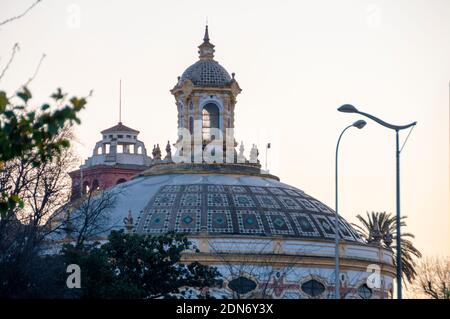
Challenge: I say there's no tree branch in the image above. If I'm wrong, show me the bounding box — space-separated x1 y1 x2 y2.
0 0 42 27
0 43 19 82
24 53 46 87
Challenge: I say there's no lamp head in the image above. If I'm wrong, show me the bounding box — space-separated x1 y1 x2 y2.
338 104 358 113
353 120 367 129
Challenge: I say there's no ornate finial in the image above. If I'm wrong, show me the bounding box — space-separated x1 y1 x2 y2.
232 72 235 80
203 24 210 42
123 210 134 234
250 144 259 163
164 140 172 160
152 144 157 158
237 141 245 163
198 25 215 60
154 144 162 160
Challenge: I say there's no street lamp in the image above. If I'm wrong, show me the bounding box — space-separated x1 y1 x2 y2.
338 104 417 299
335 119 366 299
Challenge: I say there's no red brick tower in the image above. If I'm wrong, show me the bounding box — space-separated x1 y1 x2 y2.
69 122 152 200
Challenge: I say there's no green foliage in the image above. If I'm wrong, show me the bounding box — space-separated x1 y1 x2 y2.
62 231 222 299
0 86 86 217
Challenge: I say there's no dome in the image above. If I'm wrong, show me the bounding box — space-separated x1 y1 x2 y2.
180 60 232 87
98 163 363 244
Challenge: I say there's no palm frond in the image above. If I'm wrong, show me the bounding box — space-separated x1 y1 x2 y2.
352 211 422 284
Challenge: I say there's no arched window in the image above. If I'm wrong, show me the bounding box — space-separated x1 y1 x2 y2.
189 116 194 135
202 103 219 142
228 276 257 295
97 146 102 155
301 279 325 297
357 284 372 299
116 178 127 185
178 103 184 128
137 146 142 154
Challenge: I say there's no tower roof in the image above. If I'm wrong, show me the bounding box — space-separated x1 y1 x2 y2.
101 122 140 135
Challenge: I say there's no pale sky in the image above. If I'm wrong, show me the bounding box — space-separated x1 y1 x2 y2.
1 0 449 255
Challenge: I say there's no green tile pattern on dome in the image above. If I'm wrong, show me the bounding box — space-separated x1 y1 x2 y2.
135 184 363 242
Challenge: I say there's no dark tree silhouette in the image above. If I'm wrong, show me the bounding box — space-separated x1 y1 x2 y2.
62 231 222 299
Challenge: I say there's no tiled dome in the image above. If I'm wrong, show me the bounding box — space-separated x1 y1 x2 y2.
180 60 231 87
75 163 364 243
133 179 363 242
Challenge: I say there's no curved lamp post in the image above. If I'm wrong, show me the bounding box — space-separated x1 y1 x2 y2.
338 104 417 299
335 119 366 299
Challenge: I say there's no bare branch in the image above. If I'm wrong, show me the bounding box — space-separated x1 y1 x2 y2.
0 0 42 27
408 256 450 299
64 186 123 248
24 53 46 87
0 43 19 82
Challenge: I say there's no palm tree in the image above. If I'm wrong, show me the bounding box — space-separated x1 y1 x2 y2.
352 211 422 284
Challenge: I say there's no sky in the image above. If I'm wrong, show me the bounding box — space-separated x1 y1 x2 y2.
1 0 449 256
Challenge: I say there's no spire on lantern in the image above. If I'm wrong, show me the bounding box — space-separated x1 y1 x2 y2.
203 24 210 42
198 24 215 60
